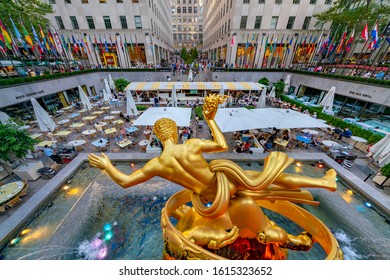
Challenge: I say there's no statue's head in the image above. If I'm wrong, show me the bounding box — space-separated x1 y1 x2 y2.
153 118 178 143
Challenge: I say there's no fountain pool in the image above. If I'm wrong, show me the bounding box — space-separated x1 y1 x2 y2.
0 160 389 260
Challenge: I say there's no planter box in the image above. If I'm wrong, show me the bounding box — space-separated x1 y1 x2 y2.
372 172 390 187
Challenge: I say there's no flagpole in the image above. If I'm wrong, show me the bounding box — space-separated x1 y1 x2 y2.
369 20 389 75
255 33 265 68
291 33 302 69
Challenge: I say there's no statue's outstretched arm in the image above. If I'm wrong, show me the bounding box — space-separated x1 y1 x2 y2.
88 153 155 188
201 94 228 153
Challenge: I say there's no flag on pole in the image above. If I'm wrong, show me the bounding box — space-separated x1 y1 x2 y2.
0 20 12 50
20 21 34 50
10 18 27 51
72 34 79 53
287 36 293 54
53 31 64 54
129 34 134 52
345 28 355 52
369 22 379 49
104 34 109 52
361 23 368 42
336 30 347 53
39 25 50 52
31 24 44 53
230 34 235 46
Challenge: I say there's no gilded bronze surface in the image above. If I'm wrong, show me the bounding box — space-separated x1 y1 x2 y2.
88 94 343 260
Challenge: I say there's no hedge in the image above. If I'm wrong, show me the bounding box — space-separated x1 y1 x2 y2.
280 95 385 144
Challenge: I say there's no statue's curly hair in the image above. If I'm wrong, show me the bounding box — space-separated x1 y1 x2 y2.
153 118 178 142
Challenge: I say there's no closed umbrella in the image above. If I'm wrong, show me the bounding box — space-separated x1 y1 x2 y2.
321 86 336 114
256 87 267 108
108 74 115 90
0 112 16 125
171 86 178 107
126 90 139 117
367 134 390 167
31 98 56 132
188 69 193 82
269 87 276 98
102 89 110 103
104 79 113 99
284 75 290 94
78 86 92 111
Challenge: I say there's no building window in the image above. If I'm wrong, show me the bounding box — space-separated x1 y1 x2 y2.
254 16 262 29
194 0 197 3
183 0 186 3
325 0 332 4
132 0 139 3
228 19 231 30
70 16 79 29
309 0 317 4
240 16 247 29
293 0 300 3
64 0 71 3
99 0 107 3
120 16 128 29
258 0 265 3
103 16 112 29
81 0 88 3
117 0 123 3
55 16 65 29
270 16 278 29
177 0 180 3
177 7 181 13
86 16 95 29
134 16 142 29
275 0 282 4
188 7 192 13
243 0 250 3
199 25 202 31
183 7 186 13
302 16 311 30
194 7 197 13
286 16 295 29
49 0 56 3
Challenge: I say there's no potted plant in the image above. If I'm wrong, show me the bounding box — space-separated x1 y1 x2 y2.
372 163 390 188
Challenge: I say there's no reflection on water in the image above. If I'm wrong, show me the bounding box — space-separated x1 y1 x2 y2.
1 161 389 260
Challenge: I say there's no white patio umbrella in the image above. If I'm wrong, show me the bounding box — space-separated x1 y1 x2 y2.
0 111 16 125
31 98 57 132
219 87 226 108
126 90 139 117
102 89 110 103
321 86 336 114
256 87 267 109
171 86 178 107
284 75 290 94
188 69 193 82
132 107 192 127
367 134 390 167
269 87 276 98
214 108 268 133
78 86 92 111
251 108 330 129
108 74 115 90
104 79 113 99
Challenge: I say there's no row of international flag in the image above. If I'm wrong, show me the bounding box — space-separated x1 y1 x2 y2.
0 18 141 58
230 20 387 58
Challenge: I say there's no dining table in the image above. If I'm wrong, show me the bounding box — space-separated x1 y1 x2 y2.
68 139 86 147
126 126 139 134
105 128 117 135
351 136 368 143
117 139 133 148
302 129 319 135
104 115 115 120
58 119 70 125
0 181 24 205
322 140 342 147
82 129 97 136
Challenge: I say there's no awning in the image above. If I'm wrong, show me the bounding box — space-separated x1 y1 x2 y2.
125 82 264 91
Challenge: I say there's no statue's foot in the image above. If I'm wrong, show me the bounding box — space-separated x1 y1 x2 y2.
323 169 337 191
256 227 288 244
184 225 239 250
285 231 313 251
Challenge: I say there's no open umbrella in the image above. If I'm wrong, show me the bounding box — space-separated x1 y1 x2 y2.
78 86 92 111
214 108 267 132
31 98 56 132
251 108 330 129
132 107 192 127
256 87 267 109
108 74 115 90
284 75 290 94
126 90 139 117
171 86 178 107
321 86 336 114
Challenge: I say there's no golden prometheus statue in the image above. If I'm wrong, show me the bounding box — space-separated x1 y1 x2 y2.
89 94 343 260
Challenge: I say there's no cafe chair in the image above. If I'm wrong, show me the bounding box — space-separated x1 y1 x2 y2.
19 180 29 197
6 196 22 208
0 204 6 214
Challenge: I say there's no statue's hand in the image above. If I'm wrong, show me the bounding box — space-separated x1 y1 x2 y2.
203 94 229 120
88 153 112 170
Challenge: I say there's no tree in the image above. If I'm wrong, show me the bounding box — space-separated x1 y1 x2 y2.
114 78 130 92
258 77 269 86
180 47 188 61
314 0 390 34
191 48 199 61
273 80 286 97
0 123 38 162
0 0 53 31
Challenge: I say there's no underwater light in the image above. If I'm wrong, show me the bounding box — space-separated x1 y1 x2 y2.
97 246 108 260
346 190 353 195
104 223 112 231
20 229 31 235
206 202 212 208
104 231 114 241
10 237 20 245
63 185 70 191
296 162 302 167
364 202 372 208
130 163 135 167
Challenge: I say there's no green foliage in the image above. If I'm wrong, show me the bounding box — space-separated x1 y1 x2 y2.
367 133 384 144
0 0 53 32
258 77 269 86
273 81 286 97
245 105 255 109
314 0 390 34
195 106 204 120
191 48 199 61
114 78 130 92
0 123 38 162
180 47 188 61
136 105 148 111
380 164 390 178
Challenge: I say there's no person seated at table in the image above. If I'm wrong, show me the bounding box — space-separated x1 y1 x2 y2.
310 135 320 147
115 134 123 143
119 111 125 119
235 143 245 153
312 112 317 119
269 133 277 143
282 130 289 141
181 127 190 138
340 127 352 139
264 140 273 151
43 145 61 163
125 115 131 122
243 141 251 153
302 132 311 138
